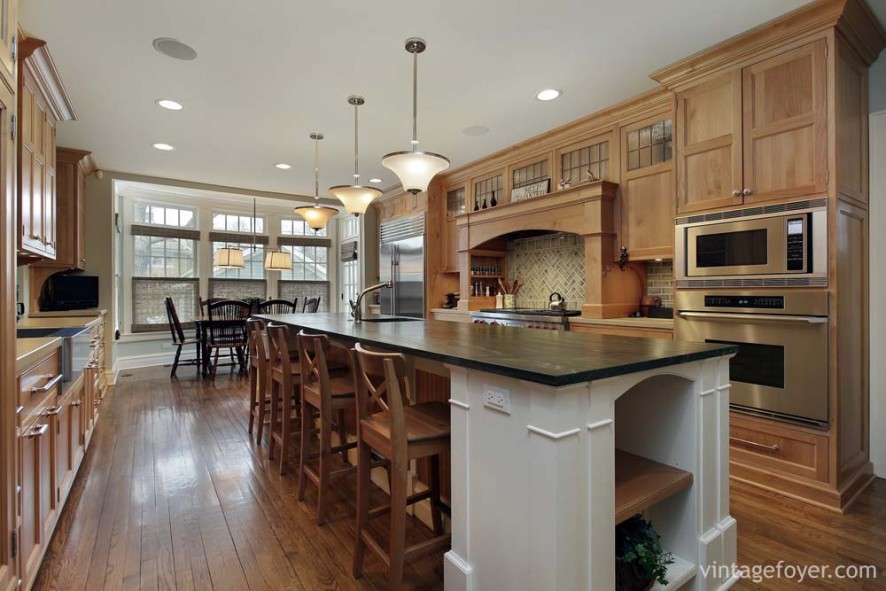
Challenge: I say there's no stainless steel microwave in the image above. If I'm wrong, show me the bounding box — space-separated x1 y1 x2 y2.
675 199 827 288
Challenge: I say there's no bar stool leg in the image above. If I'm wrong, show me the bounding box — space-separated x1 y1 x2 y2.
256 366 268 445
336 408 349 464
352 440 371 578
389 455 408 591
268 379 279 460
317 403 333 526
429 454 444 535
248 364 257 435
297 401 312 501
279 379 292 474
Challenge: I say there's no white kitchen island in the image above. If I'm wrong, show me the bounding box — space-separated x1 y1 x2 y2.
257 314 737 591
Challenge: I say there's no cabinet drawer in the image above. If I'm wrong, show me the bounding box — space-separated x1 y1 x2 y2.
570 324 673 340
729 414 828 482
18 351 63 420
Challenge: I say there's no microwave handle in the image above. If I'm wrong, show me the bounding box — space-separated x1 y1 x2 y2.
678 311 827 324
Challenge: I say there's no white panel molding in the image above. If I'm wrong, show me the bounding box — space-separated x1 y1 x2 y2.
526 425 581 440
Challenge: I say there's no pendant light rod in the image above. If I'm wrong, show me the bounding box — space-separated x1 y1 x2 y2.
405 37 426 150
349 95 365 178
252 197 257 250
310 132 323 201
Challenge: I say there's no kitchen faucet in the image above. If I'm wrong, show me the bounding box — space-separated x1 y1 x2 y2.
349 281 392 324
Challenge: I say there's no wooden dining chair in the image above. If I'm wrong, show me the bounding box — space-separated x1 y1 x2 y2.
206 300 250 374
246 318 271 444
164 297 202 378
258 299 298 314
303 296 321 313
351 343 451 589
296 330 358 525
199 296 225 312
265 323 303 473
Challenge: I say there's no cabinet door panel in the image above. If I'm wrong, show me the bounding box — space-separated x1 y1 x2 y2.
621 166 675 259
19 418 52 583
742 40 828 202
676 72 743 213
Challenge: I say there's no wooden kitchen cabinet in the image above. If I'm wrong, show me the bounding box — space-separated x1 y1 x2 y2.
16 36 75 261
0 2 16 87
676 40 828 213
618 111 675 261
33 148 96 270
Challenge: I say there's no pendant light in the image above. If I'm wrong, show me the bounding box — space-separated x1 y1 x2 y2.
329 96 383 216
214 202 246 269
382 37 450 195
261 195 292 271
294 132 339 232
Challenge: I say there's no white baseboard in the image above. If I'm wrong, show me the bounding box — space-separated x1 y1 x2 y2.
104 366 119 386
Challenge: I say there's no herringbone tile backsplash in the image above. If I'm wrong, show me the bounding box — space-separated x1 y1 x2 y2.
506 234 585 310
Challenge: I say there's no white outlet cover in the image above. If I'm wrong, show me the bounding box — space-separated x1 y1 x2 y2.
483 386 511 414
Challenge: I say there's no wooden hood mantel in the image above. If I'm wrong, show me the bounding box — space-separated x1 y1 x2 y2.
455 181 645 319
455 181 618 250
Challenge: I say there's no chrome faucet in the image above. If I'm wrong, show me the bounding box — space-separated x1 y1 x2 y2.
349 281 392 324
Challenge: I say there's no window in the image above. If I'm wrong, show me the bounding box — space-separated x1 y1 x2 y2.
561 141 609 184
134 203 196 228
212 242 265 279
281 217 326 237
130 205 200 332
133 236 196 277
281 244 328 280
212 212 264 234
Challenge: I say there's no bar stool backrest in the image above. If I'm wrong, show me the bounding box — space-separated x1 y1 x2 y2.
297 331 333 396
353 343 410 450
246 318 267 365
266 323 294 379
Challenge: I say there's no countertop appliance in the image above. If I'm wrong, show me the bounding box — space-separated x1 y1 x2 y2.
471 308 579 330
380 213 425 319
16 326 93 390
676 290 828 426
39 273 100 311
675 198 826 288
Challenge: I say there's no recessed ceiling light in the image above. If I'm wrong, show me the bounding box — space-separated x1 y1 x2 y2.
275 163 292 170
155 99 183 111
152 143 175 151
152 37 198 61
463 125 490 136
536 88 561 101
369 178 383 184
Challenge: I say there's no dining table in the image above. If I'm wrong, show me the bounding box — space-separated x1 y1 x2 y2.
188 314 249 377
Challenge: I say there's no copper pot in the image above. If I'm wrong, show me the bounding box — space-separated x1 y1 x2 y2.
639 295 661 317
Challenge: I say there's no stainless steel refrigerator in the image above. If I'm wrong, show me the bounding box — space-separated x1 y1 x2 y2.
379 213 425 318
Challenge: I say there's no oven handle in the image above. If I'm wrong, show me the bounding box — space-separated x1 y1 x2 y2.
678 311 827 324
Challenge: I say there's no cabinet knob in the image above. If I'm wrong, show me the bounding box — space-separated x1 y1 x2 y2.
742 188 753 196
731 189 741 197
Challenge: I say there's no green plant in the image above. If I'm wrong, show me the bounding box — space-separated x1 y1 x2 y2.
616 515 674 587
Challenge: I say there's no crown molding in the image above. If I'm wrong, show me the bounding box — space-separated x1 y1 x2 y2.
19 34 77 122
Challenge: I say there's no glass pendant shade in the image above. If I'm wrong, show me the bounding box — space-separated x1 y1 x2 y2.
329 184 383 215
214 247 244 268
294 205 338 232
264 250 292 271
381 151 450 195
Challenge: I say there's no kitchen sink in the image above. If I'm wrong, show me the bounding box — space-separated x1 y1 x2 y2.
360 317 422 323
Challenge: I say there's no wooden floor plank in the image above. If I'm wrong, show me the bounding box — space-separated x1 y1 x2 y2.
34 366 886 590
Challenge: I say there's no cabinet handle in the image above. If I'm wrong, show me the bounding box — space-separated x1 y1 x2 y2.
31 374 63 394
15 405 24 415
731 189 741 197
742 188 753 196
70 400 82 407
94 399 102 406
80 258 86 265
730 436 779 453
27 424 49 438
42 406 62 417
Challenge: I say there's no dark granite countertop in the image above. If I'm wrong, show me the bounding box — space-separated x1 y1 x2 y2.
255 313 736 387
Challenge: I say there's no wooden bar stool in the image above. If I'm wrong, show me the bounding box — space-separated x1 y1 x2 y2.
296 330 358 526
246 318 270 445
265 323 302 474
351 343 451 589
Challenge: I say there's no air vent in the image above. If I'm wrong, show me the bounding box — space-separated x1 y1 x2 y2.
676 277 827 289
380 213 425 243
676 198 827 225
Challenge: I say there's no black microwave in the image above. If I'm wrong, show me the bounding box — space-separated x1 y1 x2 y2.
39 273 99 311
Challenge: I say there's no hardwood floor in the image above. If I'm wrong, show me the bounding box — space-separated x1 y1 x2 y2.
35 367 885 590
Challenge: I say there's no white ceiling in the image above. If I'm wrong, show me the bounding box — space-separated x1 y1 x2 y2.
20 0 815 200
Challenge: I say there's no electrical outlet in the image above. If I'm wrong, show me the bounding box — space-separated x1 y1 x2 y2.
483 386 511 414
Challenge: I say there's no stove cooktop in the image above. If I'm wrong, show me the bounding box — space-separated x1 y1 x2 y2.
477 309 581 317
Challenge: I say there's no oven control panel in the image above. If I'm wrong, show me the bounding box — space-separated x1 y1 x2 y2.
704 295 785 309
786 216 807 272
